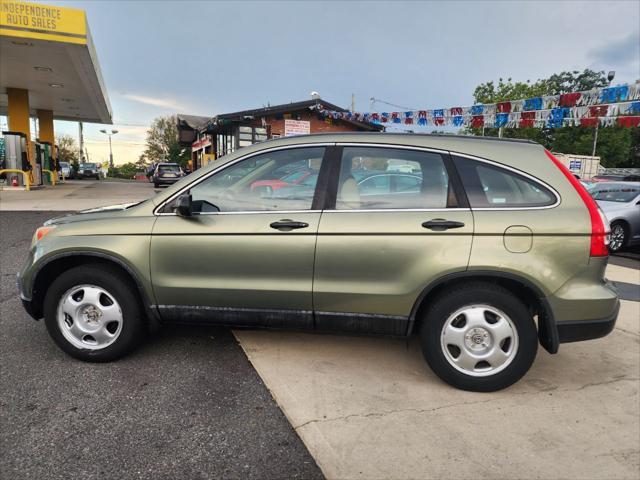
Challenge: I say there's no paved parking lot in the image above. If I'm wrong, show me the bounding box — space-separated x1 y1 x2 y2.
0 212 322 480
0 179 153 211
236 281 639 479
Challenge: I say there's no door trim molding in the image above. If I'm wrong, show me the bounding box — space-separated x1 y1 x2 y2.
156 305 314 330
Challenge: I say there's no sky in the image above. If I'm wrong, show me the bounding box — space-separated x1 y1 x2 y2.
7 0 640 165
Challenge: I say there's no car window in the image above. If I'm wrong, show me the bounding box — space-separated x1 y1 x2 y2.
336 147 453 210
453 156 556 208
359 174 391 195
395 174 422 193
188 147 325 213
158 165 181 173
281 170 310 183
591 183 640 202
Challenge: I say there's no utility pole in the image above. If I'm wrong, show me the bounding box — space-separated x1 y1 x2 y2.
78 122 84 162
351 93 355 112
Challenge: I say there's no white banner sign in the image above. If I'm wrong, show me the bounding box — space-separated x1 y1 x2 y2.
284 119 310 136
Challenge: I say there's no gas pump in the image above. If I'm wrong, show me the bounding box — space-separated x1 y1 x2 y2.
33 142 44 186
1 131 31 187
37 140 54 185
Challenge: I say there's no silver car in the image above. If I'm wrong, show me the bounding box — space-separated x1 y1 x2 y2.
589 182 640 252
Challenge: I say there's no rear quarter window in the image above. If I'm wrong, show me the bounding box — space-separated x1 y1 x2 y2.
453 156 557 208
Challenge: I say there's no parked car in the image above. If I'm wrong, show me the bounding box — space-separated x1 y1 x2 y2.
588 182 640 252
59 161 71 180
251 168 315 193
146 162 158 183
592 174 640 182
152 162 185 188
76 162 100 180
18 134 619 392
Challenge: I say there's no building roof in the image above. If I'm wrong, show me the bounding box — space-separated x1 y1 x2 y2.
176 113 210 131
205 98 383 132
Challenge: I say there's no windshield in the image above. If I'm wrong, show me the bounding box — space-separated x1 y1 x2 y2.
592 183 640 203
80 163 96 169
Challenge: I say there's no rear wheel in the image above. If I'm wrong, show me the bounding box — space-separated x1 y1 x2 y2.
43 265 144 362
609 222 628 253
420 283 538 392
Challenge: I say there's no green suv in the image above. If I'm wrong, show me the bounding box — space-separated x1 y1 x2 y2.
18 134 619 391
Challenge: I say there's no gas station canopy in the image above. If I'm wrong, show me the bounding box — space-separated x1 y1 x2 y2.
0 0 112 124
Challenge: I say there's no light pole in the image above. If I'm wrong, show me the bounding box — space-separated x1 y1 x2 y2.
592 71 615 157
100 129 118 168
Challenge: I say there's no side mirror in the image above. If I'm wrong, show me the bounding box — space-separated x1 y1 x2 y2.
174 194 193 217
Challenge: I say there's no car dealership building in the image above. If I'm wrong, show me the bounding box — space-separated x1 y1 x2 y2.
177 98 383 170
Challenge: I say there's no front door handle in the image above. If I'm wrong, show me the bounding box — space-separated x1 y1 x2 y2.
422 219 465 231
270 219 309 230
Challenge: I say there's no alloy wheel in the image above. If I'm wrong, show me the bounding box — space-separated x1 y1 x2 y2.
609 224 625 252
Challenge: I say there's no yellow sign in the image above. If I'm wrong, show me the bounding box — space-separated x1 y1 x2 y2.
202 153 216 166
0 0 86 44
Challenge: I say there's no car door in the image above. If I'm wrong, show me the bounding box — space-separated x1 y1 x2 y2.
313 145 474 335
150 145 328 329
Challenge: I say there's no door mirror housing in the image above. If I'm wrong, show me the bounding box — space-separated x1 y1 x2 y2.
174 194 193 217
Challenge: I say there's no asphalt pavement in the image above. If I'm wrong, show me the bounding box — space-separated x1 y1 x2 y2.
0 211 323 480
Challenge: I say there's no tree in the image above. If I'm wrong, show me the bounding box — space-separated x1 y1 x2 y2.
473 78 549 104
56 134 80 168
469 69 638 167
143 115 190 167
473 69 608 104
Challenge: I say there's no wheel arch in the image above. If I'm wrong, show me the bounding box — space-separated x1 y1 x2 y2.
408 270 559 354
29 251 159 326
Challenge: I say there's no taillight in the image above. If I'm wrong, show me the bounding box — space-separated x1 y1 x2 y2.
544 150 609 257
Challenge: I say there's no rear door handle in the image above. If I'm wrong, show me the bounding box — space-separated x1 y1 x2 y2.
270 219 309 230
422 219 465 231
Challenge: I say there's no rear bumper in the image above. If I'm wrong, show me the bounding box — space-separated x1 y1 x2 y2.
154 177 181 185
556 299 620 343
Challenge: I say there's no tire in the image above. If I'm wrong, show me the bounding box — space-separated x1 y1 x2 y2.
153 181 159 188
43 264 144 362
420 282 538 392
609 221 628 253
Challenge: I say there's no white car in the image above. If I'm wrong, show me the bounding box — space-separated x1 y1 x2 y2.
59 162 71 180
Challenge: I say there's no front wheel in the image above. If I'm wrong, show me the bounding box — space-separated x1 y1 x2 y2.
43 265 144 362
420 283 538 392
609 222 628 253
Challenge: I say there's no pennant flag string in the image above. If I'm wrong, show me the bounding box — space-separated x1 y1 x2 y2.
315 83 640 129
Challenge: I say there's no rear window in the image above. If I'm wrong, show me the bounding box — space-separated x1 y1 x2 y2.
453 156 556 208
159 164 180 172
591 183 640 202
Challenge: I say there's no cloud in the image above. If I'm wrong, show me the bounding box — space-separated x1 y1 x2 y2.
120 93 188 111
589 32 640 67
